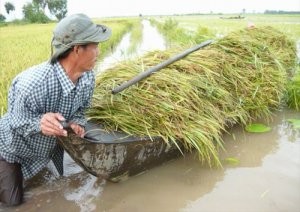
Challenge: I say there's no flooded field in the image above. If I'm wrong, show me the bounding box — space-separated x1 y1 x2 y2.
1 109 299 212
97 20 166 73
1 20 299 212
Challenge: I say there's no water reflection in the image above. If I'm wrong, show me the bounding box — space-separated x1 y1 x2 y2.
136 20 166 55
96 33 131 72
96 20 166 73
181 110 300 212
93 110 299 212
64 175 105 212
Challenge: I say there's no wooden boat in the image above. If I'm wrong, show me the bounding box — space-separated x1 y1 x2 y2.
58 42 212 182
58 122 183 182
219 15 245 19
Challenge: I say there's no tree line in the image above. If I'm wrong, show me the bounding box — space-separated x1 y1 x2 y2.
0 0 67 23
264 10 300 14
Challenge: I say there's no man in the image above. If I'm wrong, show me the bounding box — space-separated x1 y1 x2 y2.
0 13 111 206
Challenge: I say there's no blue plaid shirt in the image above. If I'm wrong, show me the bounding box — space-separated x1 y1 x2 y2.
0 61 95 180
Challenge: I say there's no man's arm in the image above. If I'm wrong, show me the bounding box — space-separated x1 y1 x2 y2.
9 84 67 137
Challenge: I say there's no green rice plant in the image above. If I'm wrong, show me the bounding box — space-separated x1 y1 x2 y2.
87 26 297 167
194 26 215 43
150 18 194 47
287 119 300 129
245 123 272 133
286 66 300 110
0 24 54 114
224 157 240 166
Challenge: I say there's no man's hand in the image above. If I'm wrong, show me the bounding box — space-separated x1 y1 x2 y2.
40 113 67 136
69 123 85 138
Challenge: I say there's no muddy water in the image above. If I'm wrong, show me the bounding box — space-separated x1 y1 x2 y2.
1 21 300 212
1 109 299 212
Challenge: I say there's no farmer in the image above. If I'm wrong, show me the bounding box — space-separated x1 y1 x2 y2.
0 13 111 206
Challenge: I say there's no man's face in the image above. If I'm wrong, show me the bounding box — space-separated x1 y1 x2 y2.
77 43 100 71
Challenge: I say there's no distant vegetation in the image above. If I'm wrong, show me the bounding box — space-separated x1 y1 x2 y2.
264 10 300 14
0 0 67 23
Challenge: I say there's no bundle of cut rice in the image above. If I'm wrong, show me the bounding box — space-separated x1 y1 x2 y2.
87 26 297 166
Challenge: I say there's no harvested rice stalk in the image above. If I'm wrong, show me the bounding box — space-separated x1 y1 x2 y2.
87 26 297 167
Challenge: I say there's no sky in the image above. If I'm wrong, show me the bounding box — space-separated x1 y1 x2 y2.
1 0 300 20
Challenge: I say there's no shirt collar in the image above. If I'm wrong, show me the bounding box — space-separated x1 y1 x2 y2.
54 62 75 96
53 62 92 96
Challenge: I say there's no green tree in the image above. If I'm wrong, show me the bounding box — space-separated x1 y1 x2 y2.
22 0 67 22
33 0 47 10
22 2 49 23
4 2 15 14
47 0 67 20
0 14 6 22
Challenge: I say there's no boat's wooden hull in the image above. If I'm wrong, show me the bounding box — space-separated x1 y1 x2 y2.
58 122 182 182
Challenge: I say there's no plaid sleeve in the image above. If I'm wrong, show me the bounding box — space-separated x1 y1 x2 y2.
8 81 42 137
69 108 87 127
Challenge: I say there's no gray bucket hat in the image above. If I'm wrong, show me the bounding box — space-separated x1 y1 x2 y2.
51 13 111 62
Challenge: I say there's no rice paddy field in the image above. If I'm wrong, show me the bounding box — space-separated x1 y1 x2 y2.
1 14 299 114
0 14 300 212
0 17 141 114
173 14 300 40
